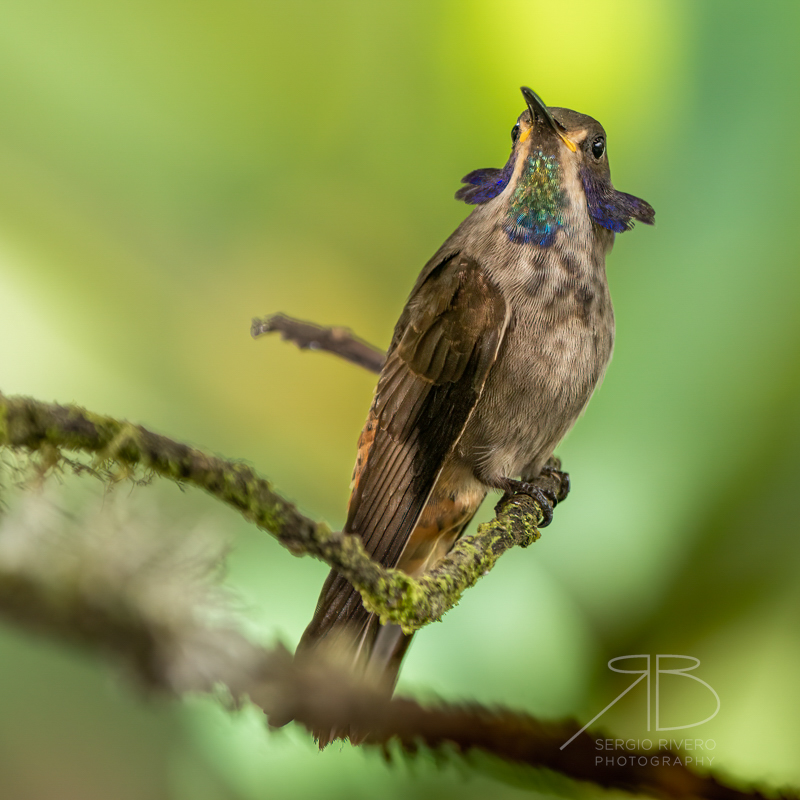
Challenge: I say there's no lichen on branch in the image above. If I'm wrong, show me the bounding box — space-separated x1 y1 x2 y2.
0 390 555 633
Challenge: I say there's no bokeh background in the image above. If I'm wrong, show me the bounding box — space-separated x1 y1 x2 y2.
1 1 799 798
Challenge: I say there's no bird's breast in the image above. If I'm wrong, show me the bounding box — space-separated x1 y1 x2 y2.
456 239 615 482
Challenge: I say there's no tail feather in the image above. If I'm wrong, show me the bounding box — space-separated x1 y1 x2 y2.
296 573 411 747
294 488 485 746
296 568 409 690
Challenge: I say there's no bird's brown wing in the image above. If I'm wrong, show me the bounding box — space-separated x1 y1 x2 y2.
301 252 509 645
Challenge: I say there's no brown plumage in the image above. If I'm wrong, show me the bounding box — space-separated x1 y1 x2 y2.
295 87 654 745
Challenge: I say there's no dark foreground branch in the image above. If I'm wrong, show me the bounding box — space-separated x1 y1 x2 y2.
0 391 555 633
265 649 777 800
0 515 778 800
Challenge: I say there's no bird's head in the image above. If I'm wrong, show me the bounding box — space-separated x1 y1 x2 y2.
457 87 654 245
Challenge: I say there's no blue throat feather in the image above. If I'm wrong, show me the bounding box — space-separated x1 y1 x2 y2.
455 152 516 205
456 149 654 242
580 168 655 233
503 152 565 246
456 149 568 246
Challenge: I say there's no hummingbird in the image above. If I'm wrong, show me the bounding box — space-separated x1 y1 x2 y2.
296 87 654 742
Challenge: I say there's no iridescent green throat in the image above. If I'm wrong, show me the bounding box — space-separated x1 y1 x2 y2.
503 151 566 246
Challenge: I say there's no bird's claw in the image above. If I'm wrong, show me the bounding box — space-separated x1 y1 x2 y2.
495 478 555 527
539 462 571 504
515 482 555 527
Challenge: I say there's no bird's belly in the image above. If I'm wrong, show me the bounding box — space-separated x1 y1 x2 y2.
456 309 614 482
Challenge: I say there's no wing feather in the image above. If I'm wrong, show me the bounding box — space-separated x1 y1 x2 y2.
300 252 509 644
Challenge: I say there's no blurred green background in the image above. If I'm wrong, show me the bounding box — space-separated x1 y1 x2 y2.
1 0 799 797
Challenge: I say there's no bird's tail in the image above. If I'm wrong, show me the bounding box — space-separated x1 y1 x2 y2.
294 569 413 746
294 497 483 746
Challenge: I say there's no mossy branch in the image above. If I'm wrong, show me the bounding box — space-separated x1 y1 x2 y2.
0 390 555 634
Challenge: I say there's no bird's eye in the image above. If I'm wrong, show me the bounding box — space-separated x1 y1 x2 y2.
591 137 605 159
511 123 520 143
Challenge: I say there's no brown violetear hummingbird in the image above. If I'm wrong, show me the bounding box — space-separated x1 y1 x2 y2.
296 87 654 744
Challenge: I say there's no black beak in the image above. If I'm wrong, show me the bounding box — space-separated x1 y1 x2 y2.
520 86 576 151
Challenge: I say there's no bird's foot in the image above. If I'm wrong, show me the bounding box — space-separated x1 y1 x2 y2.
491 477 556 528
537 458 571 504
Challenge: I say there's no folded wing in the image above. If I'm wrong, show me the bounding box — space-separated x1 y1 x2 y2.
300 252 509 647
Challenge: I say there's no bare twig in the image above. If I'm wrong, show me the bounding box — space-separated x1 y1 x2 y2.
251 313 386 374
0 391 556 633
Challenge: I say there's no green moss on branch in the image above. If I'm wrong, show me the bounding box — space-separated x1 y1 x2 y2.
0 391 553 633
